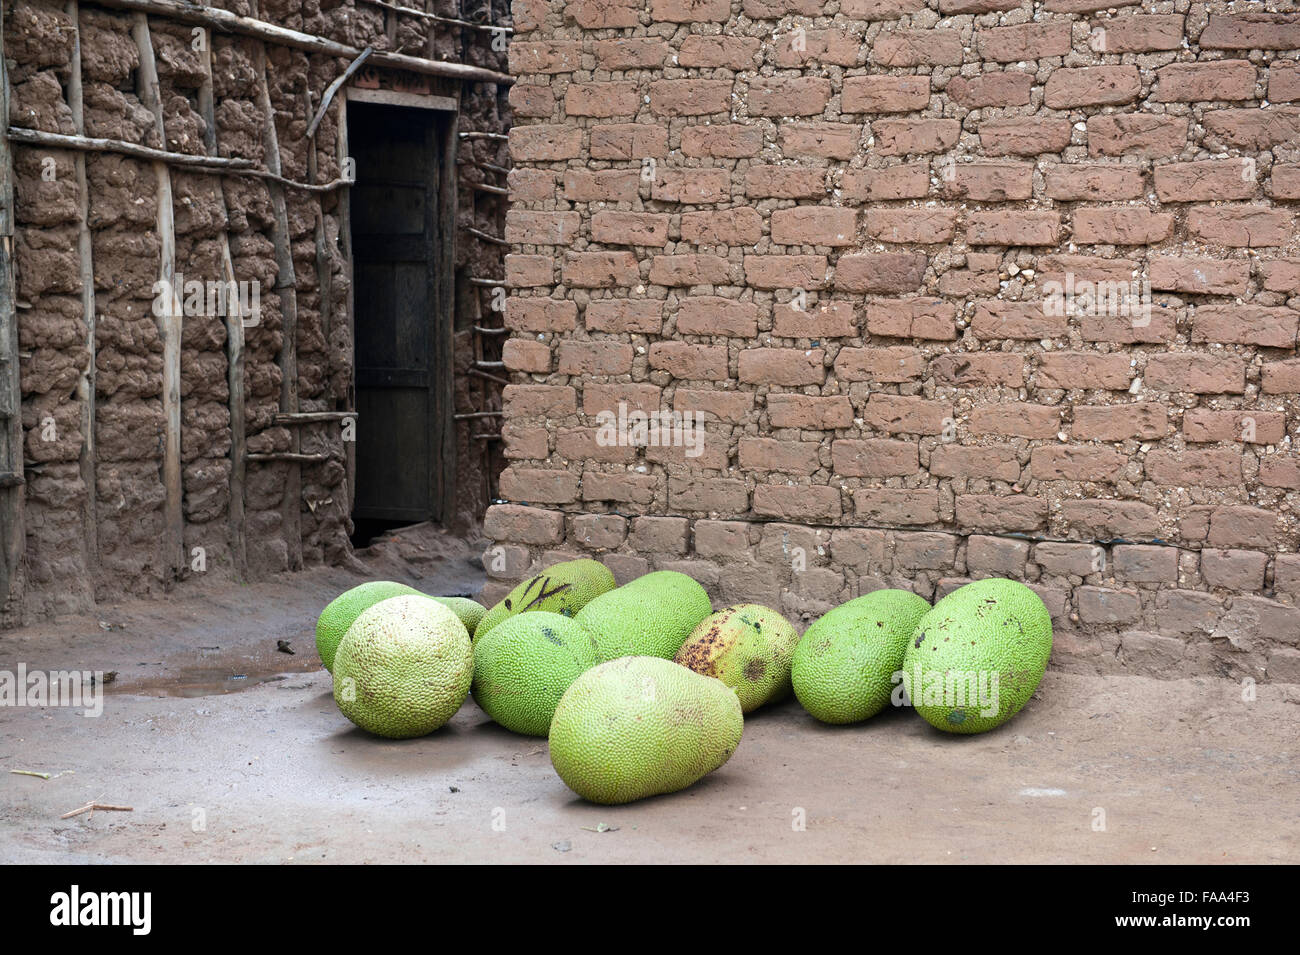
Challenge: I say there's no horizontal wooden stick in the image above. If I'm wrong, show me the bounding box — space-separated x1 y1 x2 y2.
356 0 514 33
85 0 513 85
469 367 508 385
247 451 330 463
272 411 356 424
466 227 508 246
8 126 255 168
457 159 510 176
7 127 351 193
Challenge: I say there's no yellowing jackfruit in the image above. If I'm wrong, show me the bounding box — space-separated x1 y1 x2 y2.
674 604 800 712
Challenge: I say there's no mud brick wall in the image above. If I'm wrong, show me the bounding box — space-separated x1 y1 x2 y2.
4 0 510 624
490 0 1300 682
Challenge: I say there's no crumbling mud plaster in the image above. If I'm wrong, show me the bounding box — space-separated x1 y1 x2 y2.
488 0 1300 682
3 0 511 624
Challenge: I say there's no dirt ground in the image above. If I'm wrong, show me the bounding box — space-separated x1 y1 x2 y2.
1 525 1297 864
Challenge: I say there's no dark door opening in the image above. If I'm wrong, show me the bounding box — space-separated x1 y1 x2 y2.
348 101 456 547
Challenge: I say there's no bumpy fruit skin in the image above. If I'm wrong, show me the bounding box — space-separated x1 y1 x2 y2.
472 611 597 736
674 605 800 712
475 559 616 639
430 596 487 636
792 589 931 725
316 581 421 672
576 571 713 663
548 656 743 805
332 595 473 739
902 578 1052 735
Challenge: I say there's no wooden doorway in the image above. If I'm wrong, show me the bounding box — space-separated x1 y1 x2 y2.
347 97 456 540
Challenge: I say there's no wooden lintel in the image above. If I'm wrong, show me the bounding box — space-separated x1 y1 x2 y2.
346 88 458 112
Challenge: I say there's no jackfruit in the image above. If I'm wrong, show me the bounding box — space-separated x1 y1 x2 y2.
472 611 597 736
476 558 615 639
792 589 931 725
548 656 743 804
431 596 486 635
576 570 713 662
332 595 473 738
315 581 421 672
902 578 1052 734
674 604 800 712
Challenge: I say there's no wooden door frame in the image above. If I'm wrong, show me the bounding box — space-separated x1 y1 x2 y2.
345 90 458 526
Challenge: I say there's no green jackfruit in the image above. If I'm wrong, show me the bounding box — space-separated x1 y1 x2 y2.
476 558 615 639
332 595 473 739
316 581 421 672
792 589 931 725
575 570 713 663
674 604 800 712
430 596 486 635
472 611 597 736
548 656 743 804
902 578 1052 735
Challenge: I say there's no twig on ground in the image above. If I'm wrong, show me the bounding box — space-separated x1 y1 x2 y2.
60 801 134 819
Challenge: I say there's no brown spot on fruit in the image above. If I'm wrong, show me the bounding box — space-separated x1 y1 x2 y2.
744 658 766 682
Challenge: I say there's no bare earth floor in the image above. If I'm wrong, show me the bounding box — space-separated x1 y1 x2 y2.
1 527 1297 864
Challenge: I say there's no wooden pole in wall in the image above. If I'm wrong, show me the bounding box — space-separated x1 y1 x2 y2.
256 42 303 571
440 91 459 524
306 67 342 540
131 12 184 579
83 0 513 85
66 0 100 586
0 14 24 611
196 26 248 579
337 93 356 516
307 89 331 353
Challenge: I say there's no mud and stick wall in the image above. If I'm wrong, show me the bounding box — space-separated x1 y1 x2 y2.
490 0 1300 682
3 0 511 624
455 0 515 531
